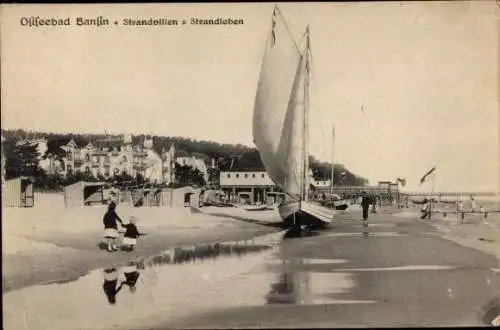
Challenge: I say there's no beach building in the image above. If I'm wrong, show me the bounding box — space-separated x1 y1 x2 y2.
3 176 35 207
311 179 331 188
63 181 106 208
219 170 282 204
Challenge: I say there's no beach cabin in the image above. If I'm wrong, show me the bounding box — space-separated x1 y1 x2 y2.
3 176 35 207
64 181 106 208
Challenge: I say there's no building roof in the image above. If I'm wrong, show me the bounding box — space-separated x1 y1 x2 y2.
6 176 35 182
66 181 105 188
221 169 267 173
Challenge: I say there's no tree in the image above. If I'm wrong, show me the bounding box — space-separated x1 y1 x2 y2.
190 168 206 187
63 170 85 186
36 172 64 190
115 170 134 183
6 141 41 179
232 149 264 170
136 172 145 185
42 138 67 175
96 172 107 182
1 128 370 187
82 170 97 182
175 164 191 186
207 167 220 188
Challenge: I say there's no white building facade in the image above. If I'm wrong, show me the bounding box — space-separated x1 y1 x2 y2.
219 170 282 204
59 135 176 184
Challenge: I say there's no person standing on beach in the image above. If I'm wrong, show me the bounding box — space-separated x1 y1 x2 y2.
121 216 146 252
420 198 432 219
103 201 123 252
471 196 477 212
361 191 371 222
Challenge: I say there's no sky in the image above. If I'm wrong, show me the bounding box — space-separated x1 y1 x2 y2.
1 2 499 193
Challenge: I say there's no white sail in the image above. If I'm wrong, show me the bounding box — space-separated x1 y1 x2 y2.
253 9 306 198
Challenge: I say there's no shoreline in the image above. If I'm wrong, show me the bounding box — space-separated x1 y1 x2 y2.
3 222 279 293
2 195 284 293
392 207 500 261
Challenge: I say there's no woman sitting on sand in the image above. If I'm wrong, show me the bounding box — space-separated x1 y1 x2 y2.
121 216 146 252
103 201 124 252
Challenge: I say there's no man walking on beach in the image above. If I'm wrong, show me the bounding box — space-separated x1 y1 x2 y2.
420 198 432 219
361 191 371 222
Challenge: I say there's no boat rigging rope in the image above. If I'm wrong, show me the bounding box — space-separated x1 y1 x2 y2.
275 6 301 54
307 30 330 163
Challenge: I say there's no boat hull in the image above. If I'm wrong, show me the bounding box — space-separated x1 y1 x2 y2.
279 200 335 229
243 205 274 211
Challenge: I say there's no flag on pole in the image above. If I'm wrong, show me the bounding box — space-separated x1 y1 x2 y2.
396 177 406 187
419 166 436 185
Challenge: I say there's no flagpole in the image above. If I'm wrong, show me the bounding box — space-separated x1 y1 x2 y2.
330 124 335 202
431 172 436 215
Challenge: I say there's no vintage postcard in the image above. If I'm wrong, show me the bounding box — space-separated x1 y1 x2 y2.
1 2 499 329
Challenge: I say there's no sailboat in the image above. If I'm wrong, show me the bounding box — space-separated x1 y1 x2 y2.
252 6 336 228
327 124 349 211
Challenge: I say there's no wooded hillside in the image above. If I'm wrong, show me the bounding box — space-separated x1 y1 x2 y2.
1 129 369 186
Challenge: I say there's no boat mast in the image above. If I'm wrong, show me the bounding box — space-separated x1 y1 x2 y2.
330 124 335 199
303 26 311 202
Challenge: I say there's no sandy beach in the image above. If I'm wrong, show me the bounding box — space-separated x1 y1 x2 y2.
4 193 500 295
392 205 500 261
2 192 280 293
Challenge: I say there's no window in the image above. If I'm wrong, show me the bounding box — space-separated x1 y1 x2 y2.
85 154 90 162
236 174 239 178
227 174 231 178
85 166 90 173
261 173 265 178
252 174 256 178
244 174 248 178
